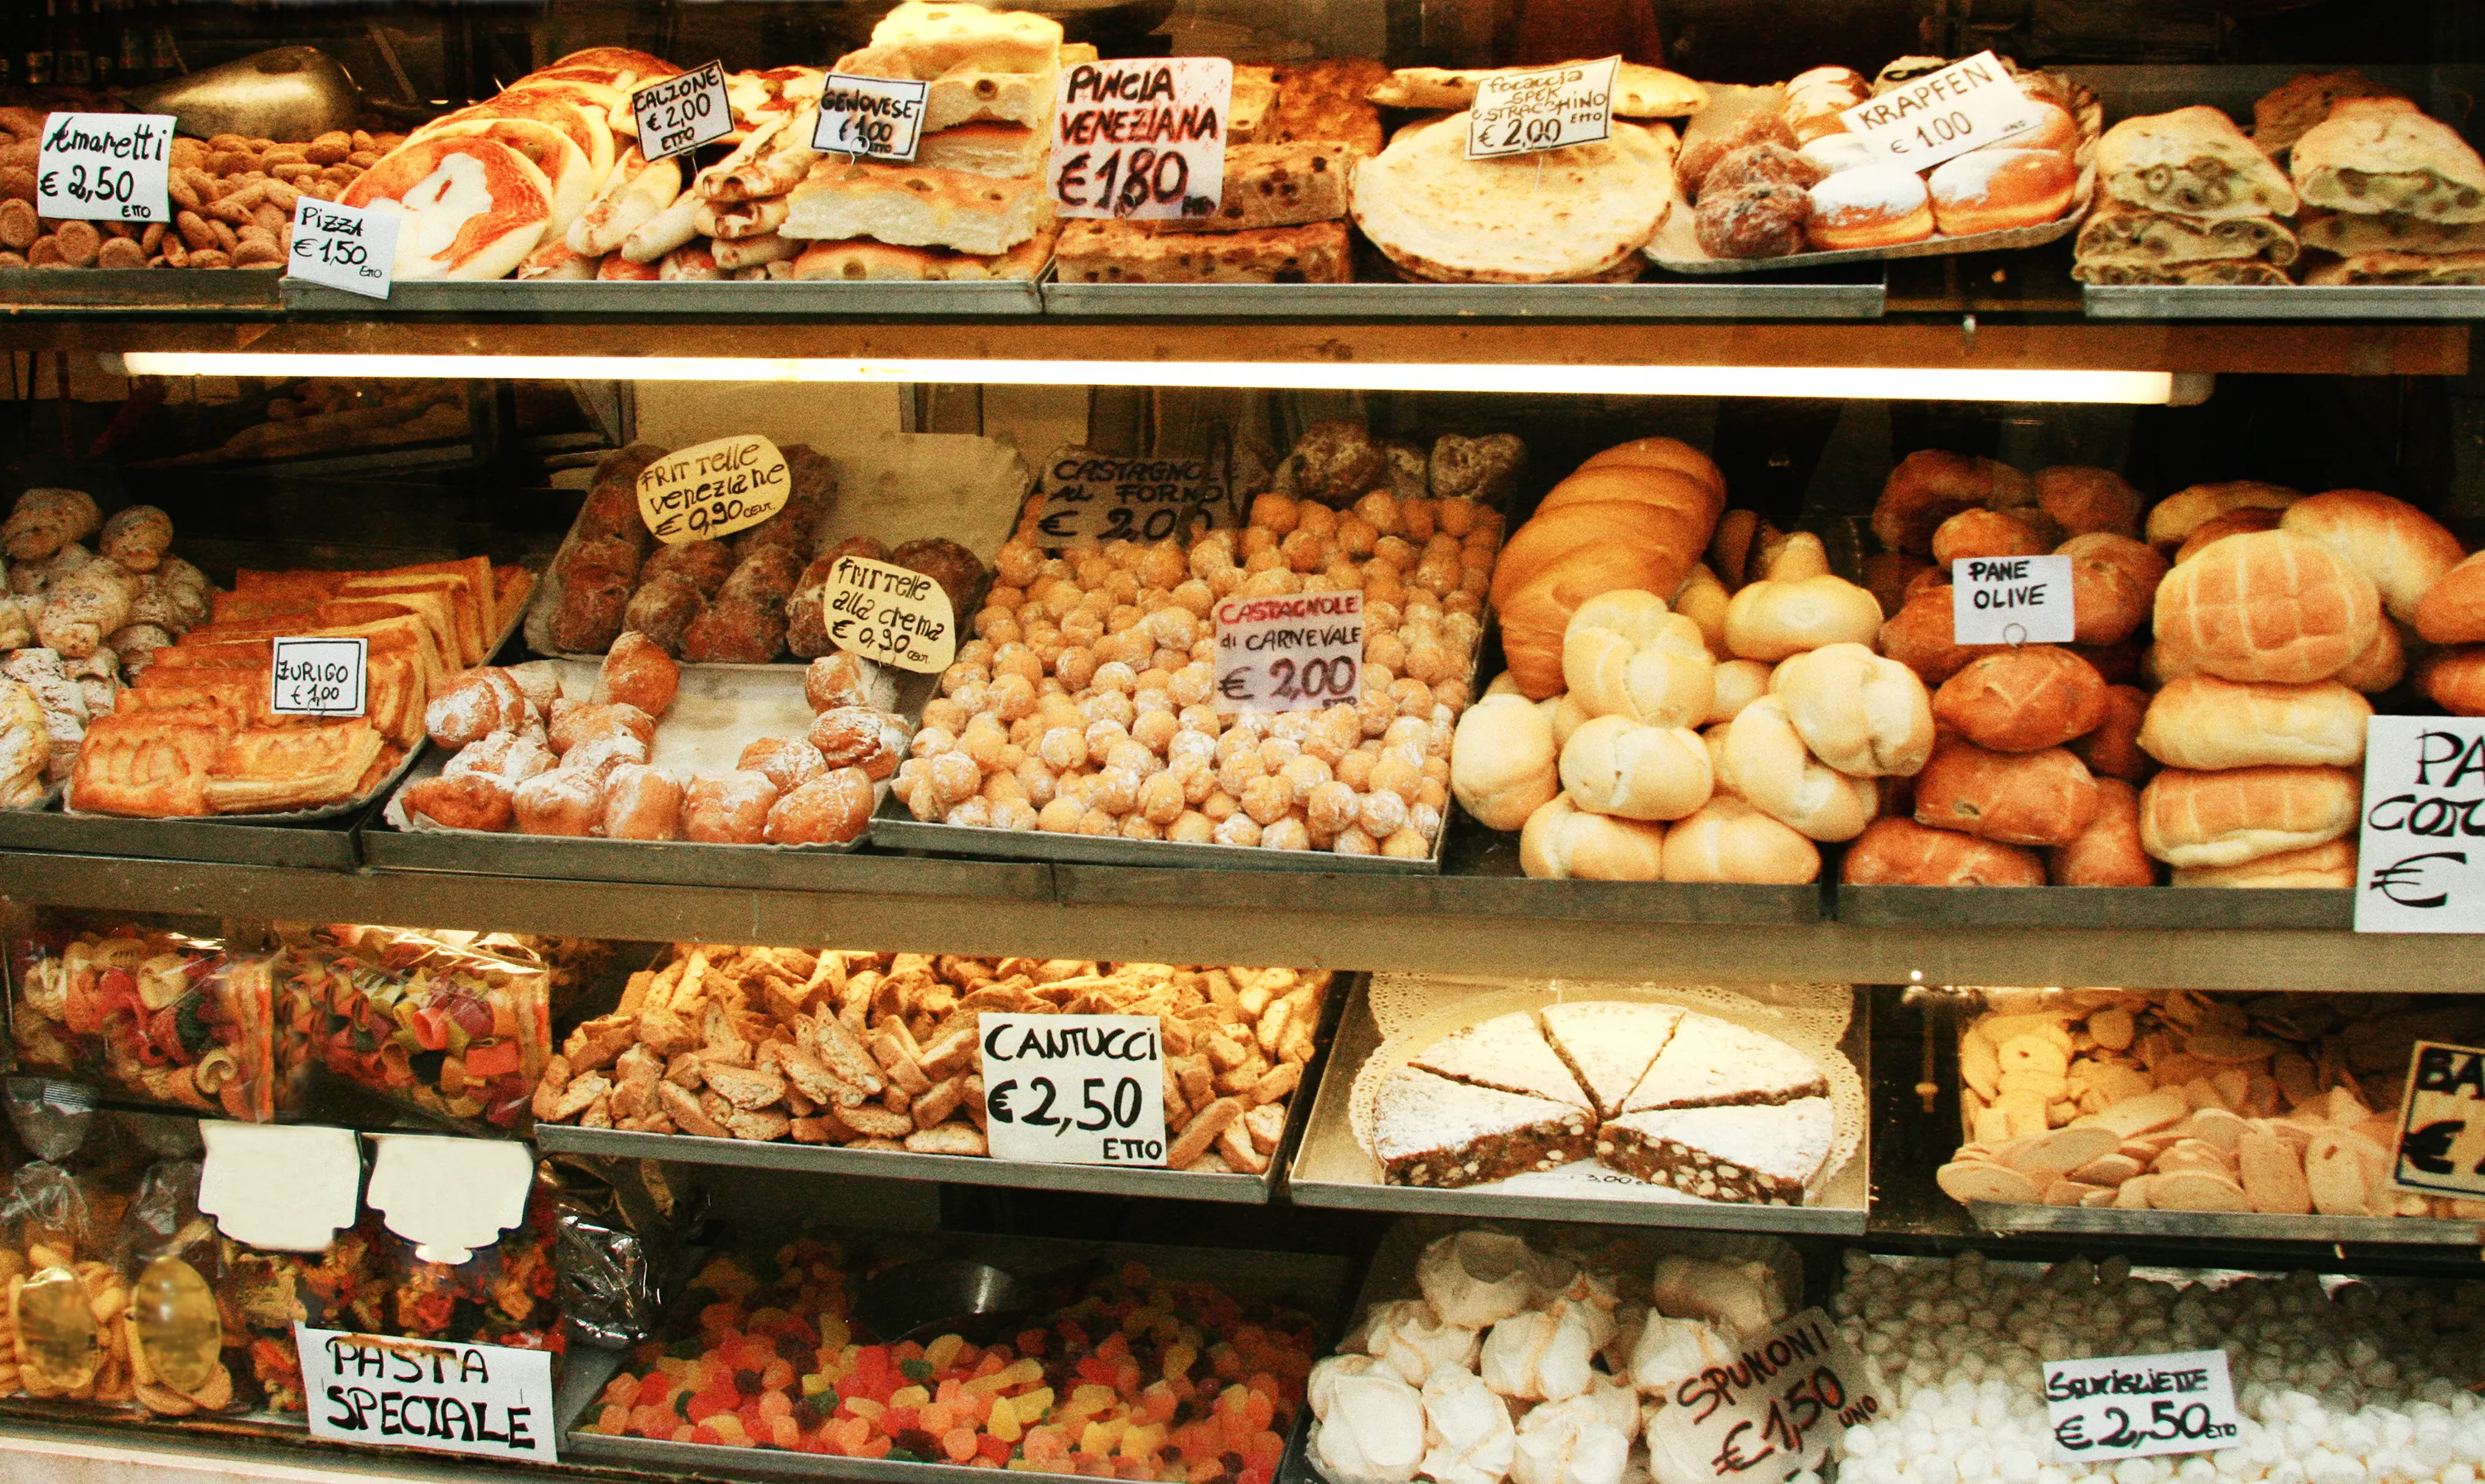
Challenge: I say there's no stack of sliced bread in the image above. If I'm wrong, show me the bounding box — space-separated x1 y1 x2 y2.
1051 58 1386 285
783 2 1067 281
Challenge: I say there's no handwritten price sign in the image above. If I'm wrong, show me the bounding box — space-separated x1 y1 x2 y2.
1213 590 1362 714
289 198 397 298
2391 1040 2485 1199
2356 718 2485 932
813 74 930 162
1051 57 1230 220
1838 51 2039 172
635 434 791 545
1031 447 1220 549
37 112 172 223
1952 554 2073 645
1648 1308 1884 1484
824 555 957 673
979 1014 1166 1165
2044 1351 2239 1462
269 637 368 718
1466 56 1619 159
300 1326 557 1462
633 62 733 161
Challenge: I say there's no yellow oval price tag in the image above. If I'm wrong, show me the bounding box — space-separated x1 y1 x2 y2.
824 555 958 673
635 435 792 545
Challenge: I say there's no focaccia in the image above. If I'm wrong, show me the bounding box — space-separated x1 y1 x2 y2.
1134 142 1358 234
790 225 1057 281
2299 207 2485 256
1262 58 1388 154
2075 200 2300 267
834 48 1058 132
2097 105 2299 221
2072 258 2294 287
1051 219 1351 283
782 159 1048 256
2291 99 2485 224
866 2 1061 78
1368 61 1707 119
912 121 1046 177
2303 248 2485 286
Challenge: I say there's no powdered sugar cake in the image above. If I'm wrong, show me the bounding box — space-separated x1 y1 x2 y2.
1370 1066 1596 1188
1537 1001 1683 1119
1597 1097 1833 1204
1618 1011 1828 1114
1411 1010 1592 1109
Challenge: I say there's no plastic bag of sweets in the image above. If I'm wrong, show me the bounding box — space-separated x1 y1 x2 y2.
118 1158 244 1418
0 1149 139 1406
219 1217 393 1414
8 920 282 1122
384 1163 563 1359
271 923 552 1131
550 1154 702 1349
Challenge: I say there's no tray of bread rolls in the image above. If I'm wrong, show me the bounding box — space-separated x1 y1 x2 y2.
1648 64 2101 273
1287 975 1870 1234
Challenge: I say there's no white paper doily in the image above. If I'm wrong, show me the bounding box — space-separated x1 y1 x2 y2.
1349 978 1863 1204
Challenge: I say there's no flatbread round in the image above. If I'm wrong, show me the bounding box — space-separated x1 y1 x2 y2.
343 136 553 282
1352 113 1674 282
1369 62 1707 119
415 117 595 234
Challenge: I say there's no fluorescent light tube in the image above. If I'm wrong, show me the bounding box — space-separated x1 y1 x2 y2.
120 352 2195 404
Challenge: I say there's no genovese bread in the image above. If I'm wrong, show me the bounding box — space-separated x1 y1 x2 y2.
781 160 1048 255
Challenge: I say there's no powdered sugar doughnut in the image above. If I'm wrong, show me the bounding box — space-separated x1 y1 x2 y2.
1805 164 1933 249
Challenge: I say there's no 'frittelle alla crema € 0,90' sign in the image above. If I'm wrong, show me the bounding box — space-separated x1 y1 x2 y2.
1051 57 1232 221
1213 590 1362 714
823 554 958 673
977 1013 1167 1165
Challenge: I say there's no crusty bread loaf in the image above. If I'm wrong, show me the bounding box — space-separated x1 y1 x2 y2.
2420 644 2485 716
2152 530 2381 685
1873 450 2034 556
1660 796 1820 884
2137 764 2360 869
2059 532 2167 647
2415 549 2485 644
1050 219 1350 284
1450 692 1558 831
1878 588 2000 686
2174 507 2284 566
1932 646 2108 754
2255 70 2410 161
2048 776 2156 886
2292 98 2485 224
1769 642 1933 778
2171 838 2354 889
2097 105 2299 221
1558 715 1712 822
2144 481 2303 549
782 159 1045 255
1931 508 2053 567
1579 437 1726 504
1518 793 1665 880
1841 816 2044 887
2034 466 2145 540
1913 735 2100 847
1497 549 1682 699
2136 675 2371 770
2279 489 2465 624
1715 695 1875 841
2074 200 2302 272
2070 682 2154 783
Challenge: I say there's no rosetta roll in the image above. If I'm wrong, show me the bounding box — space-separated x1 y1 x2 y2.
2048 776 2157 887
1492 436 1725 698
1841 816 2044 887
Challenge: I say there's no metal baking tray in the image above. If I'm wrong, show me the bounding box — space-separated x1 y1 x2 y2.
1040 273 1886 319
1050 857 1824 920
0 267 282 311
1964 1200 2485 1246
560 1230 1352 1484
533 971 1351 1202
1286 978 1871 1234
2082 283 2485 320
1836 884 2353 929
871 790 1447 875
0 767 397 870
281 277 1046 316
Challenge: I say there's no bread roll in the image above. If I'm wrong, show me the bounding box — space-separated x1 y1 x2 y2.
1722 569 1883 662
2420 645 2485 716
2145 481 2303 550
1559 715 1713 821
2152 530 2381 685
1706 658 1773 725
2171 838 2354 889
1913 735 2101 846
2414 549 2485 645
2173 507 2284 566
2070 683 2155 783
1769 642 1935 777
2279 489 2464 624
1928 147 2079 235
2137 675 2370 770
1864 551 1935 619
1715 695 1876 841
1450 692 1559 831
1562 593 1715 726
1537 464 1725 528
1932 508 2053 567
1873 450 2034 556
1577 436 1726 504
2060 533 2168 646
1671 564 1730 657
1841 816 2045 886
1932 647 2108 754
2138 764 2360 868
1495 546 1680 698
1661 796 1821 884
2035 466 2144 540
1878 588 1999 685
2336 615 2406 694
2048 777 2156 886
1518 794 1665 880
1550 692 1593 748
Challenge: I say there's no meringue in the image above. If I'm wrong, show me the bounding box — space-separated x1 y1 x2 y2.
1650 1254 1786 1339
1420 1231 1547 1328
1358 1298 1484 1385
1629 1311 1737 1397
1421 1368 1519 1484
1513 1394 1633 1484
1315 1371 1426 1484
1310 1352 1377 1421
1483 1307 1597 1401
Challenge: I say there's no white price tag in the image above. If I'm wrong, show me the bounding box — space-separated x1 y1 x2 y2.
1031 446 1223 548
269 636 368 717
1838 51 2039 172
2393 1040 2485 1198
199 1124 363 1253
1214 590 1363 713
288 198 397 299
2044 1350 2239 1462
813 73 931 162
1951 554 2074 645
364 1134 534 1265
978 1014 1167 1165
1466 55 1619 160
2354 716 2485 932
1052 57 1231 220
36 112 173 223
299 1326 557 1462
633 61 733 161
1649 1308 1884 1484
823 554 958 673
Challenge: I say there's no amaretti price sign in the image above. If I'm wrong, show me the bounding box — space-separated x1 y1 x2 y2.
301 1327 557 1462
635 434 790 544
978 1013 1167 1166
1031 446 1223 548
2354 716 2485 933
1051 57 1231 220
2043 1350 2239 1462
1214 590 1363 713
37 112 173 222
